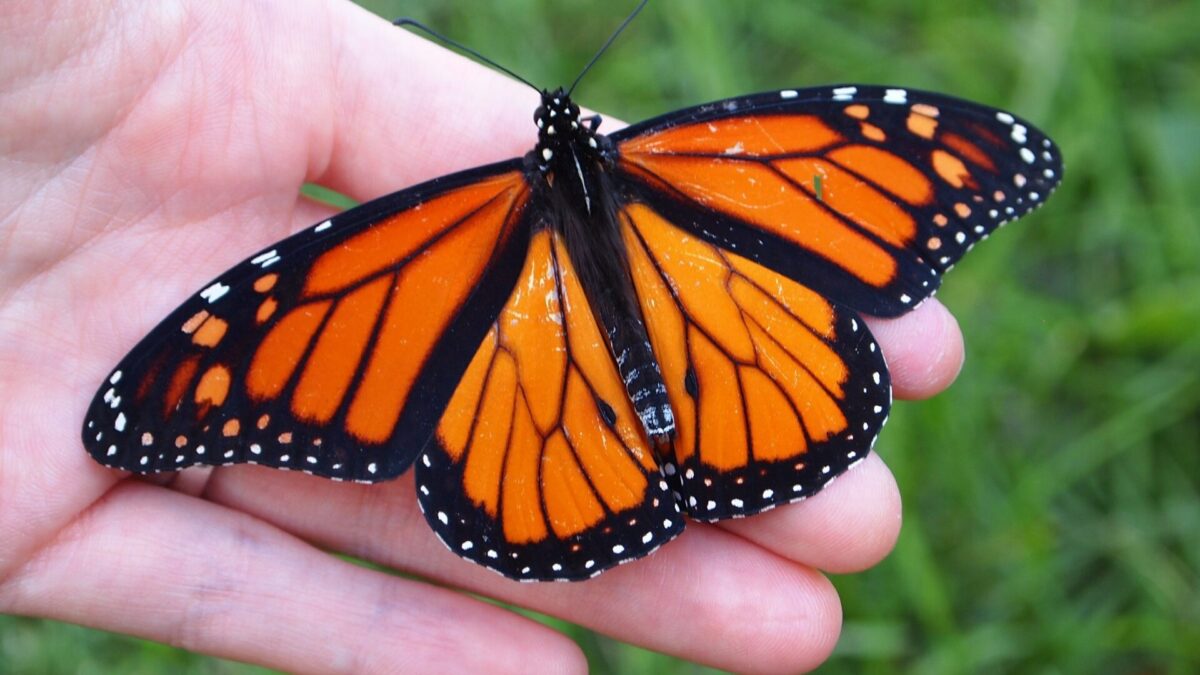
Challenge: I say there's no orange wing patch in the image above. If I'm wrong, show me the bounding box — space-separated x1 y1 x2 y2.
420 229 681 580
243 175 527 444
303 173 524 297
619 114 842 157
622 202 889 519
621 117 936 289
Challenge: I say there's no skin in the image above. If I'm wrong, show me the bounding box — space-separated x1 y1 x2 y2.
0 1 965 673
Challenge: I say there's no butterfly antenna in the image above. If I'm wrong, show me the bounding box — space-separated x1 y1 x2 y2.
394 17 542 93
567 0 647 96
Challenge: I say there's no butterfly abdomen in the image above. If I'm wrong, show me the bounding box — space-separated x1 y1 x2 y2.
607 318 674 438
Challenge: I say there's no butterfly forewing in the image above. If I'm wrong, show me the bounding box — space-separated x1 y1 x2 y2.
83 163 531 482
613 84 1062 317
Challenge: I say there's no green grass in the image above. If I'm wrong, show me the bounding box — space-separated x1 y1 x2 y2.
6 0 1198 672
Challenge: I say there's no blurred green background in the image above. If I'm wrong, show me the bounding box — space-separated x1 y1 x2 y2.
5 0 1198 672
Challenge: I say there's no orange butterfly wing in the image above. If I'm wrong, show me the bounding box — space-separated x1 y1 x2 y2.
419 228 683 580
621 202 888 518
613 85 1061 318
607 85 1060 515
84 163 532 482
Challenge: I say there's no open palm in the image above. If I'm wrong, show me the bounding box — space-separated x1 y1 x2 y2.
0 1 966 672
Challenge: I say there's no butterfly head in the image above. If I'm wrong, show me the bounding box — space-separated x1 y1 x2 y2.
533 87 606 171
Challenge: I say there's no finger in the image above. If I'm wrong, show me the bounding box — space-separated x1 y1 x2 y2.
866 298 965 400
0 482 585 675
718 453 902 574
204 468 843 675
304 4 546 201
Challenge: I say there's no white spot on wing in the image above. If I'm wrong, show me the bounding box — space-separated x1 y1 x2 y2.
200 282 230 303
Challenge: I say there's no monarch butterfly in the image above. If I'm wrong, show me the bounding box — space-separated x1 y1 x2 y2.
82 3 1061 582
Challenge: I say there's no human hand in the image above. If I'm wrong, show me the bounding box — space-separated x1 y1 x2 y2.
0 1 964 672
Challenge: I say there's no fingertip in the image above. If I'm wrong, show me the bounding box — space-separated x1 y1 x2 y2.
812 454 903 574
866 299 965 400
749 564 843 675
781 570 843 675
678 543 843 675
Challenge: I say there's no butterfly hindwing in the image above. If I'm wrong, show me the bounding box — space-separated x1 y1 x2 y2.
613 84 1062 317
621 203 889 519
83 163 531 482
418 227 684 581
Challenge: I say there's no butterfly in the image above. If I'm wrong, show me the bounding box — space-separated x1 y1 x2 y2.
82 8 1061 582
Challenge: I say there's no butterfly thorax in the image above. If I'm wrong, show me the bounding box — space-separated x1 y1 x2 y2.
529 87 612 211
525 87 675 443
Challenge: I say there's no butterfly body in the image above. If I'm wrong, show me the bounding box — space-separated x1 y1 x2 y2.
84 83 1061 581
526 87 675 441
